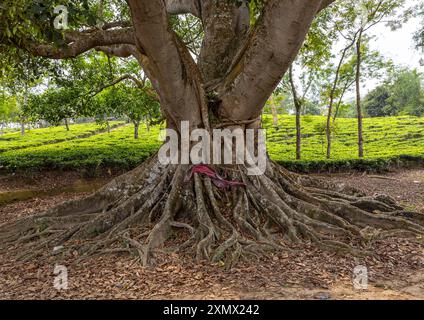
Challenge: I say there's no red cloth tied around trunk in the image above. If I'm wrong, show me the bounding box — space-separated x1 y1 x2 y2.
184 165 245 189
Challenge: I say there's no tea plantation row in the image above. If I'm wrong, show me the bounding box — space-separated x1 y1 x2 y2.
0 115 423 174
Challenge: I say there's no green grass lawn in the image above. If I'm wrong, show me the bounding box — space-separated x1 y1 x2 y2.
0 115 423 174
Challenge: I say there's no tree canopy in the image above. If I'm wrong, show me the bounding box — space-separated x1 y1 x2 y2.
364 68 424 117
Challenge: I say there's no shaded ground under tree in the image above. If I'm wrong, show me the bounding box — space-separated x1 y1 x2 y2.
0 0 423 266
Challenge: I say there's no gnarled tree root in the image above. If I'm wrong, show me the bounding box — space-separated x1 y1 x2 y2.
0 155 423 267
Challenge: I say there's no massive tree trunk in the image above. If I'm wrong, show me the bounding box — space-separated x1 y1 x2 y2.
1 0 423 266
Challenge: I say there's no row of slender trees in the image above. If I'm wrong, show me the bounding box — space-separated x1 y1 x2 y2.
267 0 420 160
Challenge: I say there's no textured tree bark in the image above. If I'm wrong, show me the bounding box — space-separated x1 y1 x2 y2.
199 0 250 85
127 0 207 133
217 0 328 122
165 0 201 17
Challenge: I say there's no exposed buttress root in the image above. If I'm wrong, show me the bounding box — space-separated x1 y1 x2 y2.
1 155 423 267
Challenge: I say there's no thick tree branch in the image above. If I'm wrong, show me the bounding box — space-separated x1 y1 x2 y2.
199 0 250 85
128 0 208 130
95 44 138 59
165 0 201 17
24 28 135 59
217 0 336 121
289 65 300 110
79 21 132 33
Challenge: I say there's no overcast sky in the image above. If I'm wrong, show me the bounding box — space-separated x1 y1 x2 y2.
370 17 422 70
336 17 423 101
362 2 423 94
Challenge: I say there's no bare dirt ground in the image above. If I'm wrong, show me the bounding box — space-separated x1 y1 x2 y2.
0 169 423 300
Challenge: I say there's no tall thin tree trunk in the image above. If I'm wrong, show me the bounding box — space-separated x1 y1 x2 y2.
270 103 279 129
326 39 356 159
326 107 333 158
295 107 301 160
64 118 70 131
134 121 140 139
20 89 28 136
356 30 364 158
289 65 301 160
145 117 150 132
20 118 25 136
333 80 352 122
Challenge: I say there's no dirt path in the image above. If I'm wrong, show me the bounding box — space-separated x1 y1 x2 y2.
0 169 423 300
